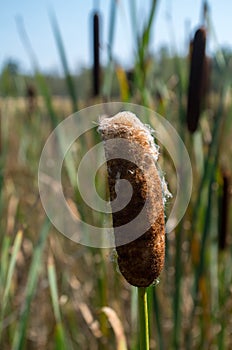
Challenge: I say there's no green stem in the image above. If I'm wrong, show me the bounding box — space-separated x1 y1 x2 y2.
138 287 149 350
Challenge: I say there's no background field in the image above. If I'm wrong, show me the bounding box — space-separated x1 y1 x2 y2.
1 1 232 349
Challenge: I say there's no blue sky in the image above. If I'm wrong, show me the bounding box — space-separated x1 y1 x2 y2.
1 0 232 74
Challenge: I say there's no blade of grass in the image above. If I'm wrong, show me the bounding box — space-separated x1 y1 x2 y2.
137 0 158 63
107 0 117 62
47 252 67 350
102 0 117 99
128 0 137 47
204 5 226 71
171 90 188 349
16 16 59 128
0 236 11 286
12 218 51 350
101 307 128 350
0 107 8 215
186 92 229 347
186 169 215 350
217 251 232 350
16 17 81 194
54 323 67 350
190 85 229 244
94 249 108 338
49 10 78 112
47 253 62 323
209 178 219 314
172 224 184 349
173 57 228 350
0 230 23 340
35 72 59 128
164 5 186 135
0 110 3 202
134 0 159 104
152 286 164 350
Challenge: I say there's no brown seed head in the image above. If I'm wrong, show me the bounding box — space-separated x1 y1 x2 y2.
187 27 207 133
92 12 100 96
99 112 169 287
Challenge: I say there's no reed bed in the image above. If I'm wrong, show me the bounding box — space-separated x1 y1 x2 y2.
0 0 232 349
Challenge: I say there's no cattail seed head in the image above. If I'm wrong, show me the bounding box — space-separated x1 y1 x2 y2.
99 112 170 287
218 172 230 250
92 12 100 96
187 27 207 133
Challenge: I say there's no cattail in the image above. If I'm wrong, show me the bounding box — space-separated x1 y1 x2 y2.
99 112 170 287
187 27 207 133
218 172 230 250
126 69 135 95
26 83 37 116
92 12 100 96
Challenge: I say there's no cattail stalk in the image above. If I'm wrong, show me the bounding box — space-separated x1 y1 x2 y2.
138 287 149 350
187 27 207 133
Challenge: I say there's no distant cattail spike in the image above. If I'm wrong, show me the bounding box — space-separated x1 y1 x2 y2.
218 172 230 250
99 112 170 287
26 83 37 115
92 12 100 96
187 27 207 133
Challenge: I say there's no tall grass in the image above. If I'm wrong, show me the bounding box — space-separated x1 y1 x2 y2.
12 219 51 350
0 0 232 349
47 251 67 349
0 230 23 341
102 0 118 99
49 10 79 112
